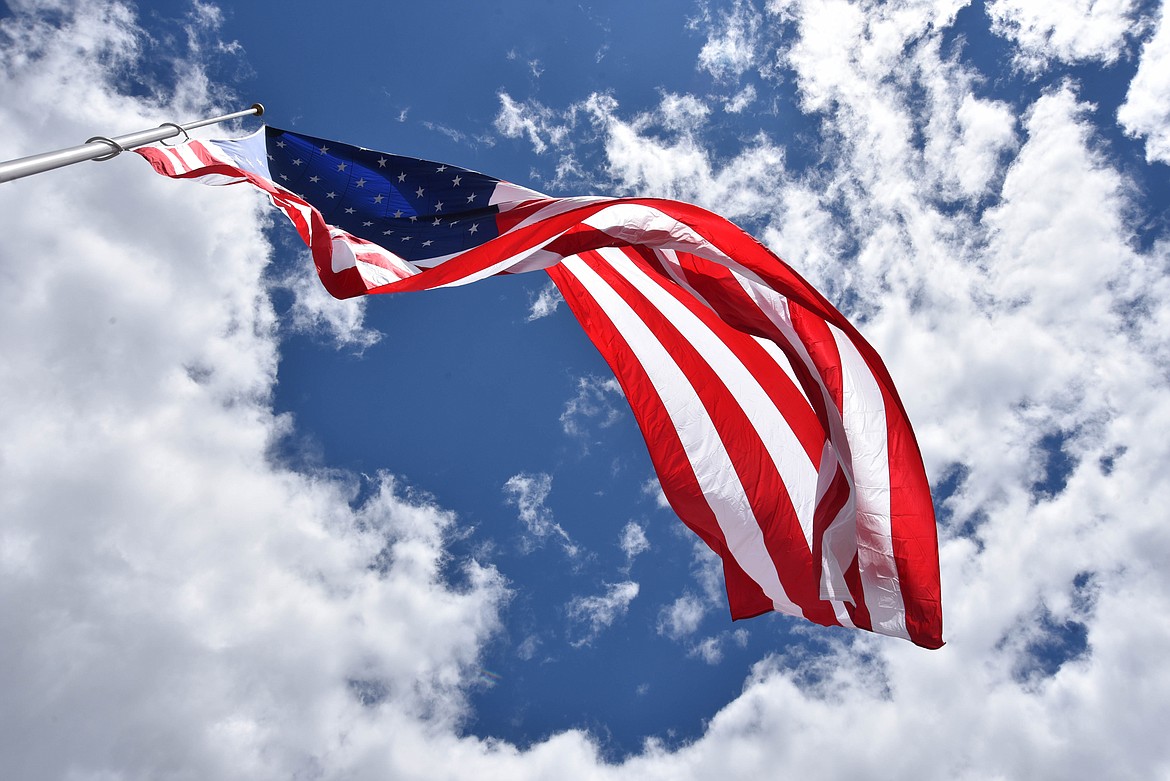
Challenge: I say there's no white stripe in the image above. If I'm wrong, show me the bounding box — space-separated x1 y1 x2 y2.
582 203 729 261
355 257 414 287
172 143 206 174
651 250 816 414
831 325 908 639
600 247 820 548
433 230 568 288
815 441 856 602
831 601 856 628
561 254 804 618
488 180 548 205
752 336 812 408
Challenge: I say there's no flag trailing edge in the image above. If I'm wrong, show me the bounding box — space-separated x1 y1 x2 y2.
138 125 943 649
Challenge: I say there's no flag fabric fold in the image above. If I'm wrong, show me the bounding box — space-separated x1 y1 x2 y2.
138 125 943 648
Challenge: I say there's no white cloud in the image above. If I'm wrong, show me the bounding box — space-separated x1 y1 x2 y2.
560 374 624 439
986 0 1143 71
723 83 757 113
590 90 790 216
657 594 707 639
620 521 650 562
689 636 725 665
565 581 640 646
525 279 564 321
278 255 382 352
0 5 509 779
1118 0 1170 164
502 472 580 557
641 477 671 510
494 92 575 155
696 0 764 81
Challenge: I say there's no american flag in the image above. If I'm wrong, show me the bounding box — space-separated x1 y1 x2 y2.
139 125 943 648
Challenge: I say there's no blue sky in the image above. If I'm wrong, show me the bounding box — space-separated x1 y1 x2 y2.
2 0 1170 777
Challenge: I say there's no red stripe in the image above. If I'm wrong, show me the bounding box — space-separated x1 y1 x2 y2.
135 146 179 176
883 383 944 648
842 557 873 632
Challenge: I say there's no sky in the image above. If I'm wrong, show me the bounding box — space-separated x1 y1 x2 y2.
1 0 1169 777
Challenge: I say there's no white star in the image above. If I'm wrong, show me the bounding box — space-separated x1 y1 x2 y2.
397 172 407 182
292 158 303 166
318 145 329 154
469 223 479 234
466 192 477 203
401 235 412 241
433 217 442 226
422 240 433 247
378 157 388 168
280 174 289 180
415 186 425 198
326 192 337 199
435 201 444 211
451 175 462 186
276 140 286 148
355 178 366 188
336 162 348 172
409 215 418 222
373 194 385 204
436 165 447 172
393 210 404 218
363 221 373 226
345 207 356 214
309 175 320 183
383 229 394 235
267 153 274 161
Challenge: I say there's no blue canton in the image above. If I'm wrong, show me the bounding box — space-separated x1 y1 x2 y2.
263 127 501 262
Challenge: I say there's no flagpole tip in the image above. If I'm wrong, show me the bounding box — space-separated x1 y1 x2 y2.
252 103 265 117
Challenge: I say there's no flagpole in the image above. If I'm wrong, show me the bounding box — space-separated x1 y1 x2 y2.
0 103 264 184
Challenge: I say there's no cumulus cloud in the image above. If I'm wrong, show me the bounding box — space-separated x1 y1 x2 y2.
560 374 625 440
494 92 576 155
722 83 757 113
502 472 580 557
1118 0 1170 164
278 255 382 352
657 594 707 640
525 279 564 321
695 0 764 81
619 521 650 563
565 580 640 647
986 0 1143 71
0 5 508 779
641 477 671 510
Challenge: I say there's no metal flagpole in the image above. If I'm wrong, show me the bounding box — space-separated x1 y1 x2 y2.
0 103 264 184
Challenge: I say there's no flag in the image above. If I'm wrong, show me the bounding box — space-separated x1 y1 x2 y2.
138 125 943 649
